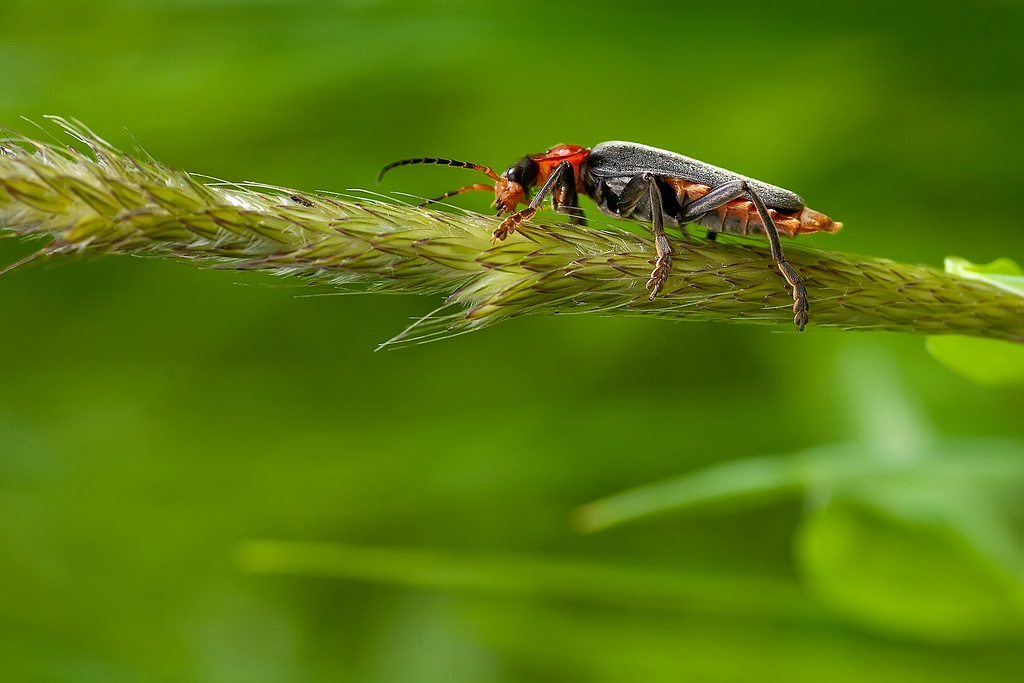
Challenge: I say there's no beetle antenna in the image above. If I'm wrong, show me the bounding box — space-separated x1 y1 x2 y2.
377 157 501 184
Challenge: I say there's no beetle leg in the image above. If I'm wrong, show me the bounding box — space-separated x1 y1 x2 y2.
615 173 653 217
565 201 587 226
679 180 808 331
493 160 573 241
620 172 690 235
551 170 587 226
415 183 494 208
557 191 587 226
644 177 673 299
616 173 674 299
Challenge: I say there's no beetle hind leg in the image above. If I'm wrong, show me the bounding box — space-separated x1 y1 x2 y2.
679 180 808 330
779 261 808 331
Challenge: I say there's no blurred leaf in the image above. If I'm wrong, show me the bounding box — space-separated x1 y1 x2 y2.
944 256 1024 296
825 452 1024 576
926 257 1024 385
578 434 1024 641
467 599 1024 683
798 438 1024 641
578 345 1024 641
926 336 1024 386
577 345 938 532
797 497 1024 641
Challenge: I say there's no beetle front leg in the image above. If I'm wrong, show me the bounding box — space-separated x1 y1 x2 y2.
493 160 573 241
680 180 808 330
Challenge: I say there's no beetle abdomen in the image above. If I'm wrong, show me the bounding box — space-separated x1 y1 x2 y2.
661 177 842 238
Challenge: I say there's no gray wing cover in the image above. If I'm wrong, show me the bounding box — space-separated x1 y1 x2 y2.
588 141 804 211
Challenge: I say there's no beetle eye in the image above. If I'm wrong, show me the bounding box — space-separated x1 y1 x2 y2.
503 157 540 188
518 158 540 187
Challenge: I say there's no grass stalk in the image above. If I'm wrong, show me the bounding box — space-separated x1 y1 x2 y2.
2 118 1022 345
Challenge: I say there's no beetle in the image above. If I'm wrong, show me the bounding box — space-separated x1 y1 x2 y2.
377 141 841 330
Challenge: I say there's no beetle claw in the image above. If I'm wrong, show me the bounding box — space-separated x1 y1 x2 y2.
793 283 809 331
492 208 536 242
776 262 809 331
492 219 514 242
645 253 672 300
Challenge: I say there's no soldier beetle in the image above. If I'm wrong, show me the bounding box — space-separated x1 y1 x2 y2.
379 142 841 330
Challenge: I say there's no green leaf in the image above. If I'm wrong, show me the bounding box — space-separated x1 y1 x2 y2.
796 497 1024 641
926 335 1024 386
926 257 1024 385
943 256 1024 297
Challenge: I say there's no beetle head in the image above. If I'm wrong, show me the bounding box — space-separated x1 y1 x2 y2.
494 156 540 214
376 154 541 214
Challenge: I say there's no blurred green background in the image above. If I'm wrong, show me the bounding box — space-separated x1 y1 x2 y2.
2 1 1024 681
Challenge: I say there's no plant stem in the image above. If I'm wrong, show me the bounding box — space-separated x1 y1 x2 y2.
2 118 1022 345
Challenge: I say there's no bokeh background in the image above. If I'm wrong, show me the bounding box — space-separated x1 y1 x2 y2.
2 1 1024 681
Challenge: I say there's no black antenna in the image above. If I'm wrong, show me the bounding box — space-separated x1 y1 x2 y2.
377 157 500 184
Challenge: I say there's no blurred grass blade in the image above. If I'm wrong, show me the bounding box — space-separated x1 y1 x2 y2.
572 442 961 535
236 540 821 621
573 455 805 533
